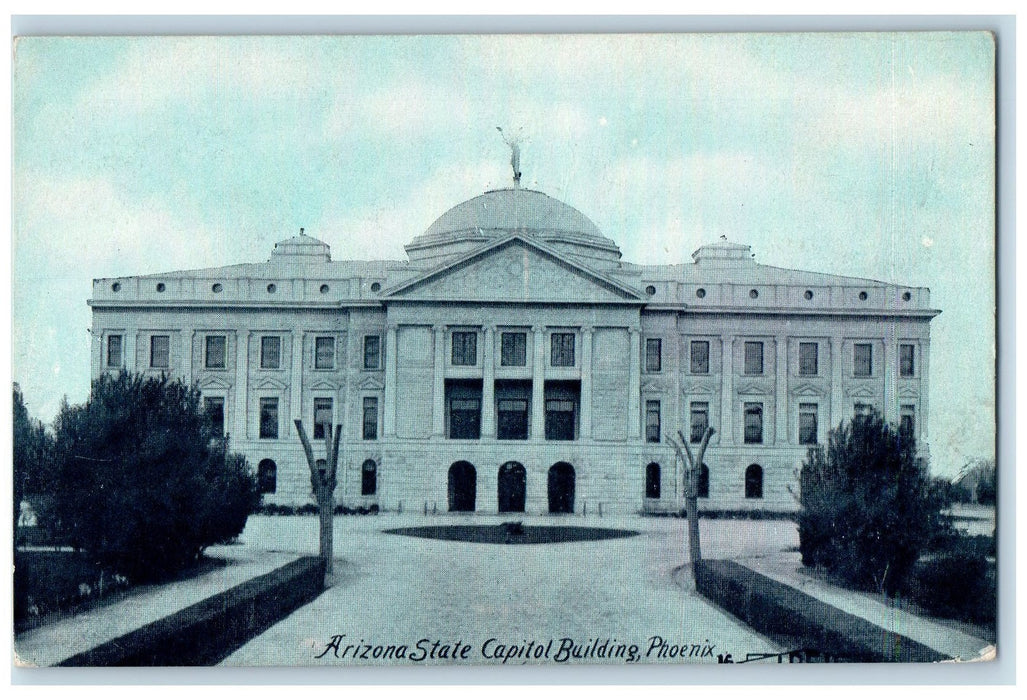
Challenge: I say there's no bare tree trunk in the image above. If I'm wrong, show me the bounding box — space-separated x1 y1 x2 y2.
667 427 715 581
295 420 341 582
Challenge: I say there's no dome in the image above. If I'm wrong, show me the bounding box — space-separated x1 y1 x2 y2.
406 188 621 265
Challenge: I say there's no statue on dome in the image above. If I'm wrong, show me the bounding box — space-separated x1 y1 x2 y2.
496 126 523 188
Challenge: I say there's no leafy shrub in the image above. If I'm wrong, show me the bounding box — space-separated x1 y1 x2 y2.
797 411 944 594
907 550 995 625
34 372 259 581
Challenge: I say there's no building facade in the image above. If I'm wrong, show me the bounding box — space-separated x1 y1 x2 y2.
89 186 938 514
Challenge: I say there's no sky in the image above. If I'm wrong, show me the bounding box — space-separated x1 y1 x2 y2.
11 33 995 477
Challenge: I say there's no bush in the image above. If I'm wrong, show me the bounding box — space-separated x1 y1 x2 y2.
797 411 944 595
907 551 995 625
35 372 260 581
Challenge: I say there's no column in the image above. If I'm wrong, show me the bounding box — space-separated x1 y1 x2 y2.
830 337 844 430
883 327 898 424
919 339 931 454
124 328 138 373
432 325 446 438
233 331 249 440
481 325 496 439
775 335 789 444
383 324 398 438
580 326 593 440
627 327 641 439
290 331 304 436
720 335 734 445
531 326 546 440
180 329 194 385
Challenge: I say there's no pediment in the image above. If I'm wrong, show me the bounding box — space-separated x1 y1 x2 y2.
253 376 289 391
684 383 716 395
196 374 232 390
846 383 876 399
736 381 771 396
309 379 342 391
641 382 666 394
359 375 385 390
897 384 920 398
791 382 827 398
384 235 644 304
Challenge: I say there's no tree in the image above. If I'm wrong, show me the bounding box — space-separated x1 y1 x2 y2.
12 384 55 538
38 372 260 580
294 419 341 581
953 458 996 505
666 426 715 580
797 410 943 594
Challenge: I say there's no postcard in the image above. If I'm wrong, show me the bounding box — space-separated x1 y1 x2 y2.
11 31 997 670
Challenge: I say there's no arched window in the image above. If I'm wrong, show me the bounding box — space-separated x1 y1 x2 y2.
361 459 377 496
697 463 710 499
645 462 661 499
258 459 277 494
745 464 763 499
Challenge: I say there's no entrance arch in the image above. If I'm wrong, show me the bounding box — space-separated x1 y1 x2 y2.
498 462 527 513
448 461 477 512
547 462 575 514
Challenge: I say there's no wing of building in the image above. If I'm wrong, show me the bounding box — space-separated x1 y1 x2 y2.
88 186 939 514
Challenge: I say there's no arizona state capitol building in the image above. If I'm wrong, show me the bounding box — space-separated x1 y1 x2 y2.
89 175 938 515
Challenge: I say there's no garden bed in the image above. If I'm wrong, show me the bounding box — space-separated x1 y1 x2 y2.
383 522 639 544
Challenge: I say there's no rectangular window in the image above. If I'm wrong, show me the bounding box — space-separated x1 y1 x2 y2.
363 335 381 370
150 335 170 369
449 398 481 439
205 335 226 369
545 399 576 440
799 403 818 445
744 402 764 444
106 334 123 368
313 397 333 440
645 338 662 372
451 331 478 366
900 404 916 440
500 332 527 367
204 396 225 436
315 336 335 370
744 341 764 375
690 401 710 443
854 402 873 417
497 399 529 440
854 343 873 377
799 342 818 376
362 397 378 440
259 397 279 439
550 333 576 367
645 400 661 443
900 344 915 377
260 336 281 369
690 340 710 374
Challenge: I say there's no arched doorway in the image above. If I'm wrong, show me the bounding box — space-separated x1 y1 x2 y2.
745 464 763 499
646 462 661 499
448 461 477 512
547 462 575 514
498 462 527 513
257 459 277 494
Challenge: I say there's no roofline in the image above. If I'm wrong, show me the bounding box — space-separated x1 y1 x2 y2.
88 300 383 310
644 303 941 319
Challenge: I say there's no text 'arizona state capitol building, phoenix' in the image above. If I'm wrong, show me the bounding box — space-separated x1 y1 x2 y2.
89 166 939 515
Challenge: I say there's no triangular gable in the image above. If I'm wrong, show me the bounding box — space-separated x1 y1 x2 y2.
737 381 771 396
846 383 876 399
196 374 232 391
897 384 920 398
359 375 385 391
253 376 289 391
791 382 827 398
384 234 645 304
641 382 666 394
309 379 342 391
684 383 717 395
